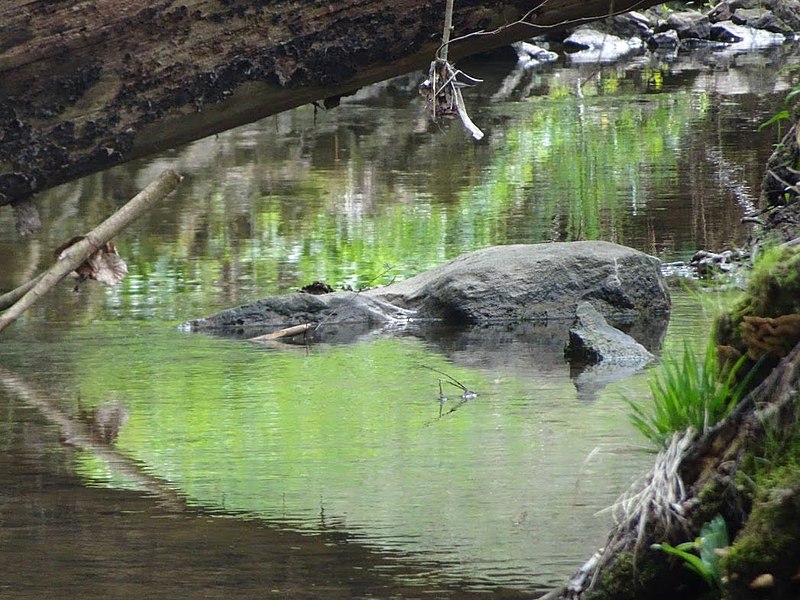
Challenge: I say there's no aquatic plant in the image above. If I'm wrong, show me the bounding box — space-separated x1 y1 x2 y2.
627 339 749 448
652 514 729 588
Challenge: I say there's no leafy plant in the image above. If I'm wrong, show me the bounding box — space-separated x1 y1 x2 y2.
759 84 800 130
627 338 750 448
652 514 729 588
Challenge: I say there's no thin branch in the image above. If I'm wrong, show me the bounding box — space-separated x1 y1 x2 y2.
0 273 44 311
250 323 311 342
440 0 455 63
437 0 652 58
0 169 182 333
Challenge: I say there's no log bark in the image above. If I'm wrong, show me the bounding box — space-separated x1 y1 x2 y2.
0 0 662 207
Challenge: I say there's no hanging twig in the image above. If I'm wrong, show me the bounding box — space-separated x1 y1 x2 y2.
0 169 182 333
419 0 484 140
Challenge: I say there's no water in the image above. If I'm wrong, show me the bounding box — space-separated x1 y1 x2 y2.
0 43 796 598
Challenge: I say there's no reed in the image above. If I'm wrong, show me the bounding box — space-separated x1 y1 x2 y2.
628 339 749 448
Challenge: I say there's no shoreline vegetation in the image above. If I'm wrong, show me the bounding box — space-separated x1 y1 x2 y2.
546 83 800 598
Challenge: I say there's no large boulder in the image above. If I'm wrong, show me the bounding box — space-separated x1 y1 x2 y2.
184 242 670 339
366 241 670 326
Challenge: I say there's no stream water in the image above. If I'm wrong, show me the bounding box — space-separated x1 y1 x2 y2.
1 43 798 598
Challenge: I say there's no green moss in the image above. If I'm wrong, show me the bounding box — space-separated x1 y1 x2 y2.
584 553 651 600
585 549 710 600
740 245 800 318
714 245 800 388
722 434 800 598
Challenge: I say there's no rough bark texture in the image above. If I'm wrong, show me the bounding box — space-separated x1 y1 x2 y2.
0 0 663 206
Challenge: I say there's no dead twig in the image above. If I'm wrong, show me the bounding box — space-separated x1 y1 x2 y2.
249 323 311 342
420 0 484 140
422 365 478 399
0 169 182 333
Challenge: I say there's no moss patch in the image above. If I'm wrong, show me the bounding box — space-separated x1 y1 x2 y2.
715 245 800 390
585 549 710 600
723 429 800 599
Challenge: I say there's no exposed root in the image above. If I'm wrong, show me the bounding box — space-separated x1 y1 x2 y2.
571 430 695 595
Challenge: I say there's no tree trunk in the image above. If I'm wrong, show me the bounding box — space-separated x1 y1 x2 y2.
0 0 661 207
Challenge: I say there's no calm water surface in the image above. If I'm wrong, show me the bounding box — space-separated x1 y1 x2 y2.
1 44 797 598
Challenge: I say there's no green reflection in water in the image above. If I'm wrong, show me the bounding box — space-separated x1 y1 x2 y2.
100 90 701 323
68 322 651 589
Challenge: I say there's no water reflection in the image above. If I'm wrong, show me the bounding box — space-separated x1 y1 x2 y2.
0 42 794 597
2 46 795 324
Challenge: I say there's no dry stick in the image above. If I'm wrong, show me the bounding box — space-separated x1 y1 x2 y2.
0 169 182 333
440 0 455 63
249 323 311 342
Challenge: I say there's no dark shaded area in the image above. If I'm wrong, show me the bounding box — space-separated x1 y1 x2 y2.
0 393 533 600
0 0 665 206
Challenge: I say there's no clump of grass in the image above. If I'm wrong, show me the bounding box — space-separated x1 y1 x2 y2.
628 339 749 448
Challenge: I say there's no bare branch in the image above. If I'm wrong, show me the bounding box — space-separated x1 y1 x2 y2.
0 169 182 333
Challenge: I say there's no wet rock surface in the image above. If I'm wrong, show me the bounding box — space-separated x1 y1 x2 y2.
186 242 671 344
565 302 656 402
367 241 670 326
565 302 655 367
184 291 413 342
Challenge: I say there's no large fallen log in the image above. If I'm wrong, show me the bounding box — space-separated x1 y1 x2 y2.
0 0 662 208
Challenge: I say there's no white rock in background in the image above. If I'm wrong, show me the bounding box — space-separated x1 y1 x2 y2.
513 41 559 69
563 28 644 63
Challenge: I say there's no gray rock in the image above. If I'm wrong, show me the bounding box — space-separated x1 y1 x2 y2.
768 0 800 31
665 10 712 39
651 29 681 49
709 0 762 22
366 241 670 326
183 291 412 341
566 302 656 402
710 21 785 46
563 27 644 63
185 242 670 342
733 7 793 34
565 302 655 367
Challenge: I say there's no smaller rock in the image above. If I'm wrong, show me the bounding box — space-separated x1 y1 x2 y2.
566 302 655 401
563 27 643 63
733 7 793 34
651 29 680 49
565 302 654 367
665 10 711 39
710 21 785 47
513 41 558 68
769 0 800 31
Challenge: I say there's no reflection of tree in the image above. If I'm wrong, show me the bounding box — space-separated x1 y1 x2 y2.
0 368 186 510
1 62 782 324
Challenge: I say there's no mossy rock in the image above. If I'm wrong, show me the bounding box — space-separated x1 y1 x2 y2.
721 469 800 599
715 245 800 388
584 549 710 600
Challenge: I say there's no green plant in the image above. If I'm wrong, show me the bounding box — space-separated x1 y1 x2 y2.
627 338 749 448
759 85 800 131
652 514 729 588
